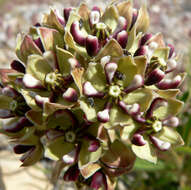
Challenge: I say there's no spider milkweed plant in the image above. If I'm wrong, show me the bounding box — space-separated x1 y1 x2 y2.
0 0 186 189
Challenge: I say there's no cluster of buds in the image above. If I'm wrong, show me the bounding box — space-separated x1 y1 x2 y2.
0 1 185 189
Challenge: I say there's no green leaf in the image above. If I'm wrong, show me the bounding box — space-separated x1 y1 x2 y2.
134 158 165 171
132 139 157 164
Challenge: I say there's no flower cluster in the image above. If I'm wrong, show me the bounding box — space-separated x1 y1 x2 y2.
0 1 185 189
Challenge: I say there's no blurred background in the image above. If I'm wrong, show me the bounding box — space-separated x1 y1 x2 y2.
0 0 191 189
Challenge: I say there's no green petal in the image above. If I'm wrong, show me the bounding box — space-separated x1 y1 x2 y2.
101 5 119 33
95 39 123 61
117 1 133 30
155 89 180 98
84 62 106 91
128 32 142 54
134 56 147 77
154 127 184 146
46 137 74 160
79 97 105 122
38 27 64 51
153 98 184 120
136 4 150 33
117 56 137 87
153 47 169 61
26 54 52 84
77 3 90 20
0 95 13 109
123 88 154 112
20 89 41 111
78 141 102 169
101 140 136 176
147 33 165 48
25 110 43 126
126 23 136 50
104 105 132 129
132 139 157 164
16 34 42 64
42 9 65 32
56 46 73 75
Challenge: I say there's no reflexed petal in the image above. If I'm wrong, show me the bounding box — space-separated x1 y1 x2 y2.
63 88 78 102
104 62 118 84
149 136 171 151
80 163 101 179
132 139 157 164
83 81 104 97
23 74 44 89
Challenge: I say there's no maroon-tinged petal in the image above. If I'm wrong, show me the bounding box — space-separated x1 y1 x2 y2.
34 23 41 27
88 139 100 152
134 46 148 56
168 44 175 59
83 82 104 98
140 33 152 46
131 133 146 146
62 87 78 102
62 148 79 164
63 164 80 181
35 95 49 108
85 35 100 56
23 74 44 89
113 16 127 39
89 10 100 26
97 108 110 123
64 8 72 22
146 97 168 119
133 112 146 123
130 9 138 30
162 116 179 128
10 60 26 73
83 114 94 125
2 86 19 98
166 59 177 73
117 30 128 49
90 172 107 190
145 68 165 86
68 58 81 69
104 62 118 84
100 56 111 67
119 101 140 115
46 130 64 141
0 109 14 118
156 75 182 90
92 6 101 12
124 74 144 93
70 21 86 46
13 144 35 154
3 117 32 133
33 37 45 53
149 135 171 151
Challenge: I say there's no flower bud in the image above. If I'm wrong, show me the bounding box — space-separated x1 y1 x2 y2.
62 88 78 102
0 109 14 119
168 44 175 59
90 172 107 190
2 86 19 98
63 165 80 182
3 117 32 133
83 81 104 97
117 30 128 48
124 74 144 93
33 37 45 53
85 35 100 56
23 74 44 89
162 116 179 127
13 144 35 154
131 133 146 146
134 46 148 56
70 21 86 46
10 60 25 73
156 75 182 90
104 62 118 84
140 33 153 46
150 136 171 151
64 8 72 22
145 68 165 86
